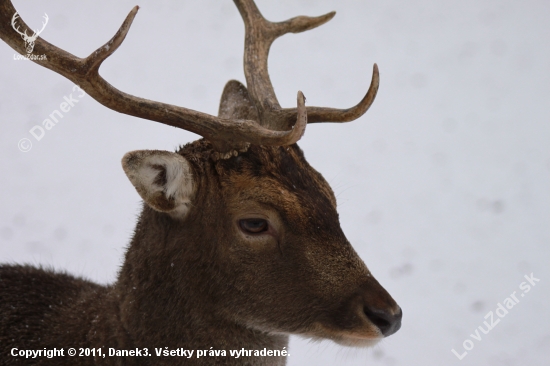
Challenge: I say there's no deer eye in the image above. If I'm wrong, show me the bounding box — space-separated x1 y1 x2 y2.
239 219 268 234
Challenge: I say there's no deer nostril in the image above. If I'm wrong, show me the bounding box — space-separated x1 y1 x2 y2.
363 306 402 337
363 307 391 333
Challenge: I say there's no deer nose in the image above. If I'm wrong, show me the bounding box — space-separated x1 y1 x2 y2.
363 305 402 337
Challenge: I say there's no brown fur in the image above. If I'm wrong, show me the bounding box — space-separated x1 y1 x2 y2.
1 139 400 365
0 3 398 362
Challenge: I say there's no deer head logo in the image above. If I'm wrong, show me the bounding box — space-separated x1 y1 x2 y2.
11 12 48 54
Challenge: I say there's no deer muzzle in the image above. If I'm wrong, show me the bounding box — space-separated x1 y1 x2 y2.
322 276 402 344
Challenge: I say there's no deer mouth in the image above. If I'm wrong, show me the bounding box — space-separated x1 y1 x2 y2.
306 322 384 348
303 297 402 347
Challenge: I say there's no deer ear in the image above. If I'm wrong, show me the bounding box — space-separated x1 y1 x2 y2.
218 80 259 121
122 150 195 217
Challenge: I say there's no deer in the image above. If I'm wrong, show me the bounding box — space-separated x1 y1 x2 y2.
0 1 402 365
11 12 48 54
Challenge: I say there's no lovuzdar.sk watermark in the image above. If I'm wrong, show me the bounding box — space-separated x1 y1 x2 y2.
11 11 48 61
451 273 540 360
18 85 86 152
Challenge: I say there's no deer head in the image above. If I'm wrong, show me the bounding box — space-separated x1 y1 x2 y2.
0 0 401 351
11 12 48 54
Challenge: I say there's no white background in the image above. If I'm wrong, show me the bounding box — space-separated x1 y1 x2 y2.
1 0 549 365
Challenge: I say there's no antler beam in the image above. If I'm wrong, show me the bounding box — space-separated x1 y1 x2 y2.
234 0 379 130
0 1 378 152
0 2 306 153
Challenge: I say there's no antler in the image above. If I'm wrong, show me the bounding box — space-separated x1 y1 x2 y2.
0 1 377 152
233 0 379 130
0 2 306 153
11 13 28 38
31 14 49 40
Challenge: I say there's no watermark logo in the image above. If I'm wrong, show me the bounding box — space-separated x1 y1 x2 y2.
11 12 48 61
18 85 86 152
451 273 540 360
18 138 33 152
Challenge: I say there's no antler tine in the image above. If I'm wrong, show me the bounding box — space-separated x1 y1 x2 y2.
234 0 379 130
279 64 380 125
0 1 307 153
234 0 334 130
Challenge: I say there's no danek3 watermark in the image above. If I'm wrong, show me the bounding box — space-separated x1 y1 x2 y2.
451 273 540 360
18 85 86 152
11 12 48 61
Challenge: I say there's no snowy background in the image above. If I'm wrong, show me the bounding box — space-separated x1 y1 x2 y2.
1 0 549 365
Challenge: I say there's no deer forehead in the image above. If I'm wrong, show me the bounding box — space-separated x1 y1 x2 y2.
213 146 338 217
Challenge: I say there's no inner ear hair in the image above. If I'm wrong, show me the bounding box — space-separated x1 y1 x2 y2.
122 150 195 217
